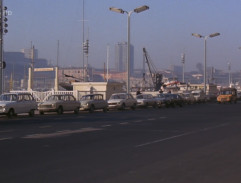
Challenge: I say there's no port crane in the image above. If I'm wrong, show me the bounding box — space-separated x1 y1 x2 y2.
142 47 163 91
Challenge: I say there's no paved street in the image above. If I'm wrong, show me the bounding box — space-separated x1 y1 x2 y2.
0 103 241 183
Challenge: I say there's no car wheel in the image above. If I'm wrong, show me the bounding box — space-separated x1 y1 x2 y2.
120 103 125 110
153 102 157 108
131 103 136 110
103 107 107 113
29 109 35 117
57 106 63 115
144 102 148 108
7 109 15 118
89 105 95 113
39 111 44 115
74 107 79 114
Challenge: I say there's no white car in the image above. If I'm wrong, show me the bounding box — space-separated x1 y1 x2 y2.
191 90 206 103
80 94 108 113
0 92 37 118
38 94 80 115
136 94 157 108
108 93 137 110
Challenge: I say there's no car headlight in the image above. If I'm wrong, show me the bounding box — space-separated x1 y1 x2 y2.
0 106 6 112
52 103 56 108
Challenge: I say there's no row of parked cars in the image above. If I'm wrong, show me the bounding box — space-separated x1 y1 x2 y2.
0 91 208 118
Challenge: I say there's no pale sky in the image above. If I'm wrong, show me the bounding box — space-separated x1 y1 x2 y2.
4 0 241 72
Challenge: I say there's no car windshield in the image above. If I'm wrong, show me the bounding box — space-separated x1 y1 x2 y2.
81 95 93 100
220 90 233 95
157 94 165 98
110 95 120 99
136 95 144 99
48 95 63 101
0 94 17 101
192 93 200 96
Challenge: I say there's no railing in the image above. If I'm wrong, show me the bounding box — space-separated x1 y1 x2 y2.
10 90 160 102
10 89 80 102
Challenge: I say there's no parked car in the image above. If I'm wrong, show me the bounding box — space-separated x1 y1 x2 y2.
38 94 80 115
155 93 167 108
237 90 241 100
181 92 196 104
80 94 108 113
107 93 137 110
136 94 157 108
0 92 37 118
157 93 174 107
191 90 206 103
170 94 184 107
217 88 237 104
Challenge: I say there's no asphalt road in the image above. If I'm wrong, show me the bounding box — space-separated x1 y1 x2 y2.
0 103 241 183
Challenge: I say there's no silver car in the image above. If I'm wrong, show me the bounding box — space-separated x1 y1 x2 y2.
108 93 137 110
136 94 157 108
80 94 108 113
0 92 37 118
38 94 80 115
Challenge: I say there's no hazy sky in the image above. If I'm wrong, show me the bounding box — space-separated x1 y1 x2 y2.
4 0 241 72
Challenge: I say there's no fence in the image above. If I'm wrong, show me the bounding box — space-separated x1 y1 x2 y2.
10 89 80 102
10 89 160 102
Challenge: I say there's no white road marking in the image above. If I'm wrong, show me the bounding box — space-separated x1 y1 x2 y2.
133 120 143 123
102 125 112 127
120 122 129 125
159 117 167 119
23 127 102 139
0 137 13 141
39 125 52 129
136 131 195 147
0 130 14 133
147 118 155 121
135 123 230 148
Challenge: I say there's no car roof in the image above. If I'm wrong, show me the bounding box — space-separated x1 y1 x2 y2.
52 94 73 96
221 88 236 91
83 94 103 97
3 92 32 95
112 93 128 95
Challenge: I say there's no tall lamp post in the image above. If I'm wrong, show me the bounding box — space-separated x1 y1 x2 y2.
0 1 8 94
181 53 185 83
192 32 220 95
110 5 149 93
227 62 231 86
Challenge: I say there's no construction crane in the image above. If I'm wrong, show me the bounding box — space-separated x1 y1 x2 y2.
143 47 163 91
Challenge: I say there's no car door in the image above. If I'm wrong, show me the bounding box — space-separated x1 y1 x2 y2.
70 95 79 110
23 94 33 113
15 94 26 113
63 95 71 111
95 95 104 109
126 94 134 107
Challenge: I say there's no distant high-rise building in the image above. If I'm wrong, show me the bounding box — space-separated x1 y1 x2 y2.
20 48 38 59
115 42 134 75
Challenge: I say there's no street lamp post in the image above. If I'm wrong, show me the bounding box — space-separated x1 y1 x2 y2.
227 62 231 86
192 32 220 95
181 53 185 83
110 5 149 93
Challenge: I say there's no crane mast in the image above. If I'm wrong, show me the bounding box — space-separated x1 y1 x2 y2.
143 47 163 91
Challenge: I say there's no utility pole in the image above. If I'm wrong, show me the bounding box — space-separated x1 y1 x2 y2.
0 0 8 94
228 62 231 87
82 0 85 82
57 40 59 68
0 0 3 94
181 53 185 83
